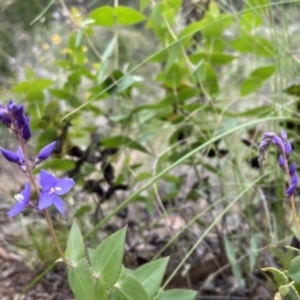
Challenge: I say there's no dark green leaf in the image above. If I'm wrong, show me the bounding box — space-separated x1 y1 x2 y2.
285 85 300 96
102 136 149 153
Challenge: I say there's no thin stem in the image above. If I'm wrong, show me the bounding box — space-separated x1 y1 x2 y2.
14 123 71 267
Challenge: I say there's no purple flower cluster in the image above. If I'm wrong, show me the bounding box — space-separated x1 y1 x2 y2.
0 100 75 217
259 129 298 197
0 100 31 142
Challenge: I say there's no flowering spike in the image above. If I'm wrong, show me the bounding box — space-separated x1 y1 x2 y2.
36 141 56 164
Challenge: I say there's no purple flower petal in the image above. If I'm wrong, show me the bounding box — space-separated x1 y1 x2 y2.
285 141 292 156
52 195 65 214
1 148 20 163
272 135 285 153
38 192 53 210
12 104 24 120
262 132 276 140
54 178 75 195
292 172 298 186
278 155 285 169
39 169 57 191
7 100 17 112
22 122 31 142
37 141 56 161
7 183 31 217
290 162 297 176
280 129 287 142
287 183 297 196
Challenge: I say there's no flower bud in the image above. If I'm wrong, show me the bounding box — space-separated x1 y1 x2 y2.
1 149 20 163
35 141 56 164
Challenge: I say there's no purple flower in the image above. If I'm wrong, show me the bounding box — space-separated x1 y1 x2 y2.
272 135 285 154
287 172 299 196
281 129 287 142
262 132 276 140
285 141 292 156
278 155 285 169
1 147 26 170
35 141 56 164
290 162 297 176
38 169 75 214
7 183 31 217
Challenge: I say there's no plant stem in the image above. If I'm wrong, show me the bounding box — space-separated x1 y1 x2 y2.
290 195 300 241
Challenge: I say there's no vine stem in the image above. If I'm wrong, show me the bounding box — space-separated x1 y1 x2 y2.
14 120 72 267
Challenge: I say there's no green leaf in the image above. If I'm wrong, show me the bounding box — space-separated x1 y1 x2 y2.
224 238 243 286
68 258 95 300
75 29 84 47
110 274 151 300
133 257 169 298
90 227 126 286
285 84 300 96
88 6 114 27
37 158 75 171
24 66 36 80
189 52 236 66
66 221 85 263
279 282 300 300
140 0 151 12
251 65 275 80
240 11 262 31
270 245 300 270
261 267 289 289
249 234 258 272
13 79 53 102
115 6 146 25
240 78 262 96
155 289 197 300
229 36 275 57
74 205 92 218
164 43 180 75
101 136 149 153
94 279 109 300
288 256 300 285
102 36 117 61
166 0 183 12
